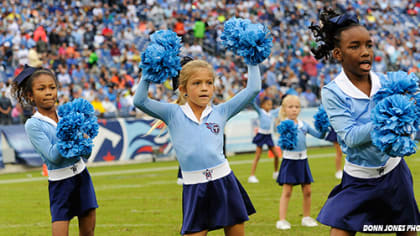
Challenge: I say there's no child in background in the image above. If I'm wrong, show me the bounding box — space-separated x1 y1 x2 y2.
275 95 325 230
311 9 420 235
134 59 259 235
248 96 280 183
12 65 97 236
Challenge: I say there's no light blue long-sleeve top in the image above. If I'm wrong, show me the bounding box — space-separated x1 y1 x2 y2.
282 119 325 152
134 65 261 172
252 101 280 134
321 70 390 167
25 111 86 170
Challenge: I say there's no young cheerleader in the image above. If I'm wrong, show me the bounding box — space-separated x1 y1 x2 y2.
311 9 420 235
12 65 98 236
134 59 259 235
275 95 326 230
248 96 280 183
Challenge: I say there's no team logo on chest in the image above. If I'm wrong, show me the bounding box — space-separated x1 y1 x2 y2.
205 122 220 134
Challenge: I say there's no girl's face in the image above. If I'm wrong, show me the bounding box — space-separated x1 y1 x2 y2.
261 99 273 112
30 74 57 111
334 26 374 80
183 69 214 108
284 98 300 120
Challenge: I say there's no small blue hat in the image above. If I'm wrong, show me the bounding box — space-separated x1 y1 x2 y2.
14 64 42 85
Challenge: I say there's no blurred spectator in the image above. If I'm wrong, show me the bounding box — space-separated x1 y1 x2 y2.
0 88 12 125
11 102 23 124
27 44 42 67
102 96 118 118
91 96 105 117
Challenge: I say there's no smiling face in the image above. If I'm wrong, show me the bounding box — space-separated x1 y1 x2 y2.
333 26 374 81
183 69 214 108
29 74 58 111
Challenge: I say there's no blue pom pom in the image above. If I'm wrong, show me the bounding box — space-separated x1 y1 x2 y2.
277 120 298 150
139 30 182 84
221 17 272 65
373 71 420 104
56 98 99 158
150 30 182 52
371 94 417 157
313 105 330 133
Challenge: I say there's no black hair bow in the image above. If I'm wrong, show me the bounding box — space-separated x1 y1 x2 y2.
172 56 194 90
14 64 42 85
329 13 359 27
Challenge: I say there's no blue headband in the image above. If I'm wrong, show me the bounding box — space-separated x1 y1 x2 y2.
14 64 42 85
329 13 359 27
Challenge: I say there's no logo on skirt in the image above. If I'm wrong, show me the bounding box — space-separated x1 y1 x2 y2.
203 169 214 180
377 166 385 175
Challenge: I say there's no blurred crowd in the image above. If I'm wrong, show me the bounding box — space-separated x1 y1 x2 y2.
0 0 418 125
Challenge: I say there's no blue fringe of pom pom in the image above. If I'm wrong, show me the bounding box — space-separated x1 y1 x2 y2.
139 30 182 84
373 71 420 104
56 98 99 158
221 17 272 65
313 105 330 133
277 120 298 150
371 94 417 157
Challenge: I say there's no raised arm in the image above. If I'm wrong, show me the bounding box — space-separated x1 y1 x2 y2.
133 77 175 123
321 88 373 148
218 65 261 120
251 97 262 115
25 120 62 164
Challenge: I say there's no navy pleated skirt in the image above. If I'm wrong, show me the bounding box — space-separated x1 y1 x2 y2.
48 168 98 222
252 133 274 147
317 159 420 233
181 172 256 234
276 158 313 185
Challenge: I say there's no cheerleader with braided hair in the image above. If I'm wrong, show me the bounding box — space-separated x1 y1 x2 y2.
311 8 420 235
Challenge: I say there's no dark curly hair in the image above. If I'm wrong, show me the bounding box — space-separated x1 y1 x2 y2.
309 8 361 60
11 69 58 105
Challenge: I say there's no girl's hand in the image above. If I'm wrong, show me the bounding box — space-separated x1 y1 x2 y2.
83 133 90 139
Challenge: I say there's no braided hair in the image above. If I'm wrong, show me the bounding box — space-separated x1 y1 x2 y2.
309 8 360 60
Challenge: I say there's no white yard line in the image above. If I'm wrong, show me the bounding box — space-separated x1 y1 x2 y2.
0 153 335 184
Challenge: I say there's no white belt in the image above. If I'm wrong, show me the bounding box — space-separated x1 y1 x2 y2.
283 150 307 160
182 160 231 185
48 159 86 181
258 128 271 135
344 157 401 179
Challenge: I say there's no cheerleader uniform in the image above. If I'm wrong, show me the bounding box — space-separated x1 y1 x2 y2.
25 111 98 222
318 70 420 232
276 120 325 185
134 65 259 234
251 101 279 148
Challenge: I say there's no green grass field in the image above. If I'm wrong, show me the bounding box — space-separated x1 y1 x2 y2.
0 146 419 236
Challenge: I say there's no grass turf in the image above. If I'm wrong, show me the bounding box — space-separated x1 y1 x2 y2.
0 146 419 236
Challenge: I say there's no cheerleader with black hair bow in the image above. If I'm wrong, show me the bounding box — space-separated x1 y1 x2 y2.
311 8 420 235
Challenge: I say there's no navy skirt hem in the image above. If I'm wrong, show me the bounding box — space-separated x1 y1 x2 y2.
276 159 313 185
252 133 274 147
49 168 98 222
181 172 255 234
317 159 420 232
